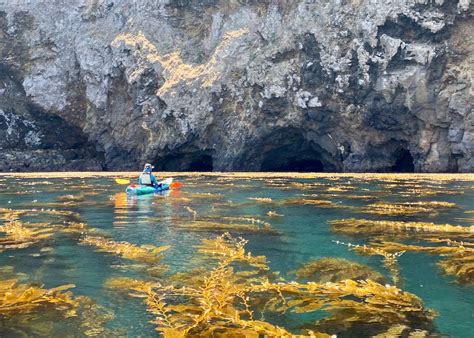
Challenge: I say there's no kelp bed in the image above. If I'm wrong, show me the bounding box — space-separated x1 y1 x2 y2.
0 173 473 337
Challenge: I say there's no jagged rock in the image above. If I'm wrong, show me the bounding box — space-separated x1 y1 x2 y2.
0 0 472 172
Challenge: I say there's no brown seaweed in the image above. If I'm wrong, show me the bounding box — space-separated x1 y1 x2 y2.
106 233 436 337
293 257 386 284
80 235 170 265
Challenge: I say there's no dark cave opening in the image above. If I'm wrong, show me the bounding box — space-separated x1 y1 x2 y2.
261 156 325 172
391 149 415 172
155 152 214 172
188 154 214 171
258 130 338 172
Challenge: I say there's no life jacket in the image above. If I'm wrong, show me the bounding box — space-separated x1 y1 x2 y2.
139 173 153 186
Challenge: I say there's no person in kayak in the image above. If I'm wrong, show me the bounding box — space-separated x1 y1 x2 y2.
138 163 160 188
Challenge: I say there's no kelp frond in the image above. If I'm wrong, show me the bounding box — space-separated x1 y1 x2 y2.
330 218 473 238
356 241 474 285
334 241 405 286
283 198 343 208
196 232 269 270
0 220 55 251
106 233 435 337
0 279 78 316
362 201 456 216
80 235 170 264
175 217 276 234
293 257 386 284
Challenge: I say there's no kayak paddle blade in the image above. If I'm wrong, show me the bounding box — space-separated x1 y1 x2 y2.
170 182 182 189
115 178 131 185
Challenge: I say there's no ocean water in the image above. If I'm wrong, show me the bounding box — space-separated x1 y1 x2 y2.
0 173 473 337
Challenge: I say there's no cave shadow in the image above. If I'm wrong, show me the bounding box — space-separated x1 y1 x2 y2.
155 151 214 172
257 129 339 172
391 148 415 173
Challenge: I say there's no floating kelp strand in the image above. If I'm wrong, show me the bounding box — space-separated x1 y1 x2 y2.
283 198 344 209
293 258 386 284
172 216 277 234
80 235 170 265
105 233 331 337
352 241 474 285
0 269 122 336
362 201 457 216
0 220 55 252
248 197 274 203
0 278 78 316
330 218 473 238
333 240 405 286
266 210 283 217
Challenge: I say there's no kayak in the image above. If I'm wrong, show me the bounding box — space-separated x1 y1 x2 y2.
126 178 173 195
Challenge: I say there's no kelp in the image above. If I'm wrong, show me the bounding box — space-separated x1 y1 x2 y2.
334 241 405 286
362 201 457 216
106 234 298 337
266 210 283 217
283 198 343 208
358 241 474 285
437 250 474 285
0 220 55 251
293 257 386 284
326 185 356 192
400 188 462 197
248 197 273 203
0 207 80 222
80 235 170 265
0 208 92 252
252 279 435 335
184 206 198 219
181 192 224 200
0 278 78 316
0 269 122 336
330 218 473 239
106 233 436 337
195 233 269 270
174 216 276 234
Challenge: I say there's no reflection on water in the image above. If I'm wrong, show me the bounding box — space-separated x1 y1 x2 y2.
0 173 473 337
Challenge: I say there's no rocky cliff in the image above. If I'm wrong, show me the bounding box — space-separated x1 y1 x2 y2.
0 0 472 172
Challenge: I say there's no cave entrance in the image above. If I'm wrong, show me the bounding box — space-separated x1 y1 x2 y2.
261 151 325 172
258 130 337 172
188 154 213 171
155 151 214 172
391 148 414 172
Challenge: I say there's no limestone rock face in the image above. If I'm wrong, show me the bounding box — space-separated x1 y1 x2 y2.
0 0 472 172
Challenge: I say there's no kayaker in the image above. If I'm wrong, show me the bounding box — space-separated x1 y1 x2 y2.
138 163 160 188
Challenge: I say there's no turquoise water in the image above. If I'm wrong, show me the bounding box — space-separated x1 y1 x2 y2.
0 173 473 337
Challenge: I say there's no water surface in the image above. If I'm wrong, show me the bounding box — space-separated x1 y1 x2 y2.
0 173 473 337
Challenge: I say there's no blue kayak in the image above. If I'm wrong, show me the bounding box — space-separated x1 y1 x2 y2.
126 178 173 195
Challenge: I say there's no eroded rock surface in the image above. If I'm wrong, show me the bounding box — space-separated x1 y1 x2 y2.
0 0 472 172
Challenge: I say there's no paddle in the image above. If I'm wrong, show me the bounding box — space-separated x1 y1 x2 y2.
115 177 182 189
115 178 130 185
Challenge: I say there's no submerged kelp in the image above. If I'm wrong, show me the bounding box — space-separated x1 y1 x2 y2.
0 220 55 251
330 214 474 285
334 241 405 286
0 278 77 316
330 218 473 238
172 213 277 234
362 201 457 216
358 241 474 286
282 197 343 208
106 233 436 337
0 207 91 252
293 257 386 284
0 268 122 336
80 235 170 265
